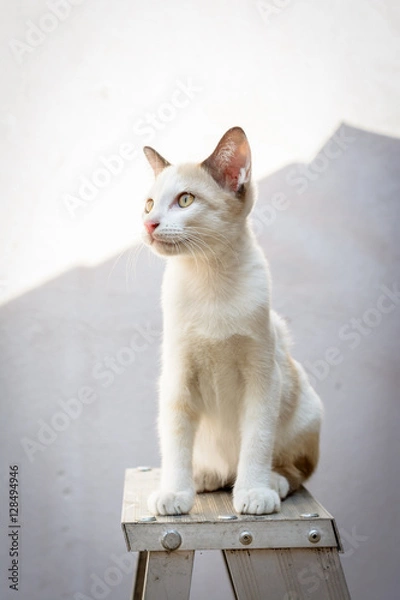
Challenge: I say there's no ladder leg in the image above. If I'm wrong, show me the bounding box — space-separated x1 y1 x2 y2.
142 550 194 600
132 551 148 600
221 549 239 600
223 548 351 600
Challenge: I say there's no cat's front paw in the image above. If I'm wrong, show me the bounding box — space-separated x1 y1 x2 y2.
233 487 281 515
148 489 195 516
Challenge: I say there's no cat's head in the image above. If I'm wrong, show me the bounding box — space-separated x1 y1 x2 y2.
141 127 255 257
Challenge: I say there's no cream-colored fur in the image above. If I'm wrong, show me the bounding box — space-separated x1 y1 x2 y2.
141 127 323 515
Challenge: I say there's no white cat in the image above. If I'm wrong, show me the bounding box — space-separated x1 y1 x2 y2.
142 127 323 515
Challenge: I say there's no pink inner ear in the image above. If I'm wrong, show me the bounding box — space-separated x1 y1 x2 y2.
222 149 251 192
203 128 251 193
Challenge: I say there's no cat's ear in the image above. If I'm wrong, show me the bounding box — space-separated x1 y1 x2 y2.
143 146 171 177
201 127 251 194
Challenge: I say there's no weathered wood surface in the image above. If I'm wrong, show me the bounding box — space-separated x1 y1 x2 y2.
121 468 342 553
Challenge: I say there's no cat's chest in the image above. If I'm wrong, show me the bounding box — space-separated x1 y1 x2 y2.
163 273 267 340
186 297 252 338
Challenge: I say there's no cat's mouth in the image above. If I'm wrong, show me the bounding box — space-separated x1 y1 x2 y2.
152 237 184 253
154 238 181 246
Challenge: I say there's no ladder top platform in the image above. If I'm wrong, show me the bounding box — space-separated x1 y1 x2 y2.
121 468 342 553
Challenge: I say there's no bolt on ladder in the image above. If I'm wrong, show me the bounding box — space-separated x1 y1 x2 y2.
121 467 351 599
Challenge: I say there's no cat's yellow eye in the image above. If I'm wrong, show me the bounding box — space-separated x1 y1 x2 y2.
145 198 154 213
178 192 195 208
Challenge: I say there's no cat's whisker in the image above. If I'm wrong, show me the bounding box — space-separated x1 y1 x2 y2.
185 225 235 253
185 237 210 274
185 224 232 242
182 239 201 275
107 246 132 288
185 233 227 273
186 224 235 248
185 226 238 268
124 242 145 292
130 242 147 289
125 246 133 292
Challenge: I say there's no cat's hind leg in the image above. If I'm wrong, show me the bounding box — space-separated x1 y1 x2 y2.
194 469 231 493
192 420 237 493
273 359 323 496
270 471 290 499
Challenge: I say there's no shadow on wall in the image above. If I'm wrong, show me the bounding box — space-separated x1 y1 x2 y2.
1 124 399 600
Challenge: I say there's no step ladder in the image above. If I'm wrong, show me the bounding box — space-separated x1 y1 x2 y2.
121 468 351 599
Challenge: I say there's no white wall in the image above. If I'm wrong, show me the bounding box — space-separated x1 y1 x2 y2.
1 1 399 599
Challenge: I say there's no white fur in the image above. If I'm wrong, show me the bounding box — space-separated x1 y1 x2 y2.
142 131 323 516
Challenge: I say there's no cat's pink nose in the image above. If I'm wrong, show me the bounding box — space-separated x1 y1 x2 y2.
144 221 159 235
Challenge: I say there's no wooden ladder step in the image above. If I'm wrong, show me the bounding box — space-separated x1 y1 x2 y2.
121 468 351 599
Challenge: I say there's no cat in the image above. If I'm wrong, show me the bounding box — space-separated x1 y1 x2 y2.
141 126 323 515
